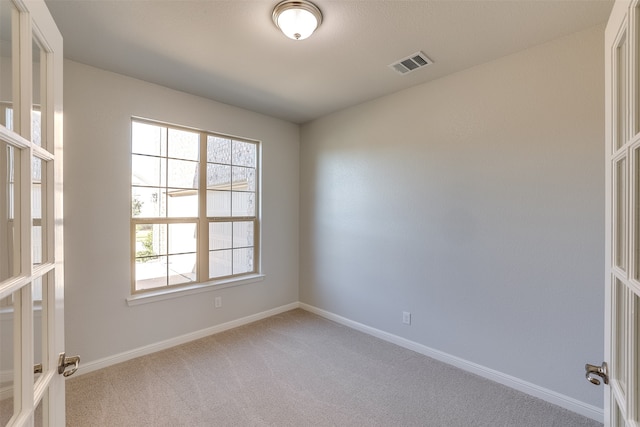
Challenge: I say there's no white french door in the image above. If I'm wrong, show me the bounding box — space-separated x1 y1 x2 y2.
0 0 65 426
605 1 640 426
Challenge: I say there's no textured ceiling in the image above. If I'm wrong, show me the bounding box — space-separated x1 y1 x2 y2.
44 0 613 124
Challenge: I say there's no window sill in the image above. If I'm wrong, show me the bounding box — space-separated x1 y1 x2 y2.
126 274 266 307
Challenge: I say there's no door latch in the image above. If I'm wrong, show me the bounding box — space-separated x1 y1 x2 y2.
58 352 80 377
585 362 608 386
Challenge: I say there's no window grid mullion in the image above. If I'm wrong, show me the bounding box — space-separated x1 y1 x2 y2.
199 132 208 281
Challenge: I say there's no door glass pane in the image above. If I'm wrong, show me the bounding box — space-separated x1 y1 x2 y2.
636 147 640 282
635 292 640 424
636 5 640 137
614 277 628 398
33 276 45 384
613 397 625 427
0 142 20 282
615 157 627 271
32 38 43 147
616 31 628 151
32 157 46 265
0 1 14 130
0 293 16 426
34 389 47 427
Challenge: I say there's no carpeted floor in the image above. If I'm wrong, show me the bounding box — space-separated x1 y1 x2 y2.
65 309 602 426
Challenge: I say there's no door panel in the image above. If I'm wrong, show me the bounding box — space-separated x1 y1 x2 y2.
606 1 640 425
0 0 63 426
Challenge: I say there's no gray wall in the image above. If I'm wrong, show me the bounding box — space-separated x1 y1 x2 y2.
300 26 605 407
64 60 299 364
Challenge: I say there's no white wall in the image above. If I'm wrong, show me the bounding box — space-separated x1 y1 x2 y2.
300 25 605 408
63 60 299 364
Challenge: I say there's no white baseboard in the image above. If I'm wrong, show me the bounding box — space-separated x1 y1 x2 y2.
76 302 300 376
298 303 604 423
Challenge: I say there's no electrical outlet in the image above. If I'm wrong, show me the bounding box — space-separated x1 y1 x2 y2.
215 296 222 308
402 311 411 325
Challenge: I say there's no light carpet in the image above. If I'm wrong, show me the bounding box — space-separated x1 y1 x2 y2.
66 309 602 426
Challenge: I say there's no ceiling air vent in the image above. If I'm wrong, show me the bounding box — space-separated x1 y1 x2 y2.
389 51 433 75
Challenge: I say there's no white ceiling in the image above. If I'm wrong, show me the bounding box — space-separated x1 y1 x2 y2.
44 0 614 124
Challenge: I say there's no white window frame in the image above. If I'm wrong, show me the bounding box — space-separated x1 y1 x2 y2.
128 118 262 305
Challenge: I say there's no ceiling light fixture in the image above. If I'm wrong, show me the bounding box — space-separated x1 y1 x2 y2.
272 0 323 41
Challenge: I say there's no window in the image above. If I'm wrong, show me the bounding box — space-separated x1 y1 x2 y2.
131 119 259 294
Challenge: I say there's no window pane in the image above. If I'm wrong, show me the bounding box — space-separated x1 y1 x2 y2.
207 190 231 217
132 122 165 156
168 128 198 161
210 222 232 250
232 192 255 217
132 154 165 187
209 249 232 278
207 136 231 164
1 143 20 281
135 255 167 291
233 221 254 248
233 247 254 275
132 186 164 218
232 140 256 168
167 159 198 189
167 253 196 285
232 166 256 192
135 222 167 292
207 164 231 189
167 190 197 217
168 223 196 254
135 223 163 260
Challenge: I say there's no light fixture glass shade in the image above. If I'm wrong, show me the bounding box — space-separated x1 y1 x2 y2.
272 0 323 40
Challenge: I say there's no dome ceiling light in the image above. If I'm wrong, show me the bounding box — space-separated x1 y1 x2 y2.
272 0 323 41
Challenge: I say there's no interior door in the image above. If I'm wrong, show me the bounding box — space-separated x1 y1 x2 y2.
0 0 66 426
604 0 640 425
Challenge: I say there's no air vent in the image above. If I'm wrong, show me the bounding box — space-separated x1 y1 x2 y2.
389 51 433 75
